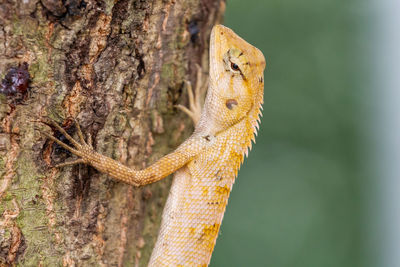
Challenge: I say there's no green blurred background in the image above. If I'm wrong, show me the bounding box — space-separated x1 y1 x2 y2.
210 0 371 266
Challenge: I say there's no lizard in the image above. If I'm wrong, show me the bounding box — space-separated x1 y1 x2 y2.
39 24 266 266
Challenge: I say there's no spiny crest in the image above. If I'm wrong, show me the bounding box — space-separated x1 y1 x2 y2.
244 101 264 159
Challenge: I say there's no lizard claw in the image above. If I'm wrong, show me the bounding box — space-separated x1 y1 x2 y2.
37 117 93 167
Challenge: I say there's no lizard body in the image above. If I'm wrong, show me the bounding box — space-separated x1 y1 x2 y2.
41 25 265 266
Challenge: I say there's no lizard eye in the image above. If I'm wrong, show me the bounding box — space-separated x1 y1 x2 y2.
230 62 240 72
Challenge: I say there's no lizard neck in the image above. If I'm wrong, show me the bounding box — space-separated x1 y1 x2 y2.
195 86 263 154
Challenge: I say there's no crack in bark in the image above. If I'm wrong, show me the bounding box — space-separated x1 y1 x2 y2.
41 168 62 243
0 110 19 200
0 199 25 265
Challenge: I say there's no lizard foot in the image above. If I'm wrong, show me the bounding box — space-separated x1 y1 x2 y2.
38 117 93 168
175 64 208 126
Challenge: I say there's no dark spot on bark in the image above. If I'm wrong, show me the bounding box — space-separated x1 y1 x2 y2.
41 0 87 20
259 77 263 83
225 99 238 110
31 194 40 205
65 0 87 15
142 188 153 200
188 20 200 43
85 202 100 232
207 201 220 205
92 100 108 117
41 0 67 17
111 0 130 25
0 62 30 104
135 49 146 79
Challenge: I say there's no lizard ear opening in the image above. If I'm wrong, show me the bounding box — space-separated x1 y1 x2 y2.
225 99 238 110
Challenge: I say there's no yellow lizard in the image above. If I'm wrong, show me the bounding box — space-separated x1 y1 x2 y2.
40 24 265 266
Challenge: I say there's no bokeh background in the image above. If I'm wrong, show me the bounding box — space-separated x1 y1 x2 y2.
209 0 391 266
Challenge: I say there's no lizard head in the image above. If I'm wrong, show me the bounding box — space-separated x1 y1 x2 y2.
201 24 266 134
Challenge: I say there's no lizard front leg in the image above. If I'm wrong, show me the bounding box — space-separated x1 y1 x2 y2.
175 64 208 125
38 118 207 187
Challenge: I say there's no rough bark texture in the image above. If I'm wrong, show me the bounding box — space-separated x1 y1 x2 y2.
0 0 225 265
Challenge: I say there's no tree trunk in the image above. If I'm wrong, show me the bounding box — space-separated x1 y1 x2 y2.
0 0 224 265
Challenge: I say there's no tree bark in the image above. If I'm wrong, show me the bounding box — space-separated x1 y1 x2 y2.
0 0 225 265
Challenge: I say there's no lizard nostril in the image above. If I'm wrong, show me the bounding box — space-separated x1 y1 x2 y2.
225 99 238 110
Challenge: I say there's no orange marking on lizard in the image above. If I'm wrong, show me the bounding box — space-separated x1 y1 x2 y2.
215 185 230 196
